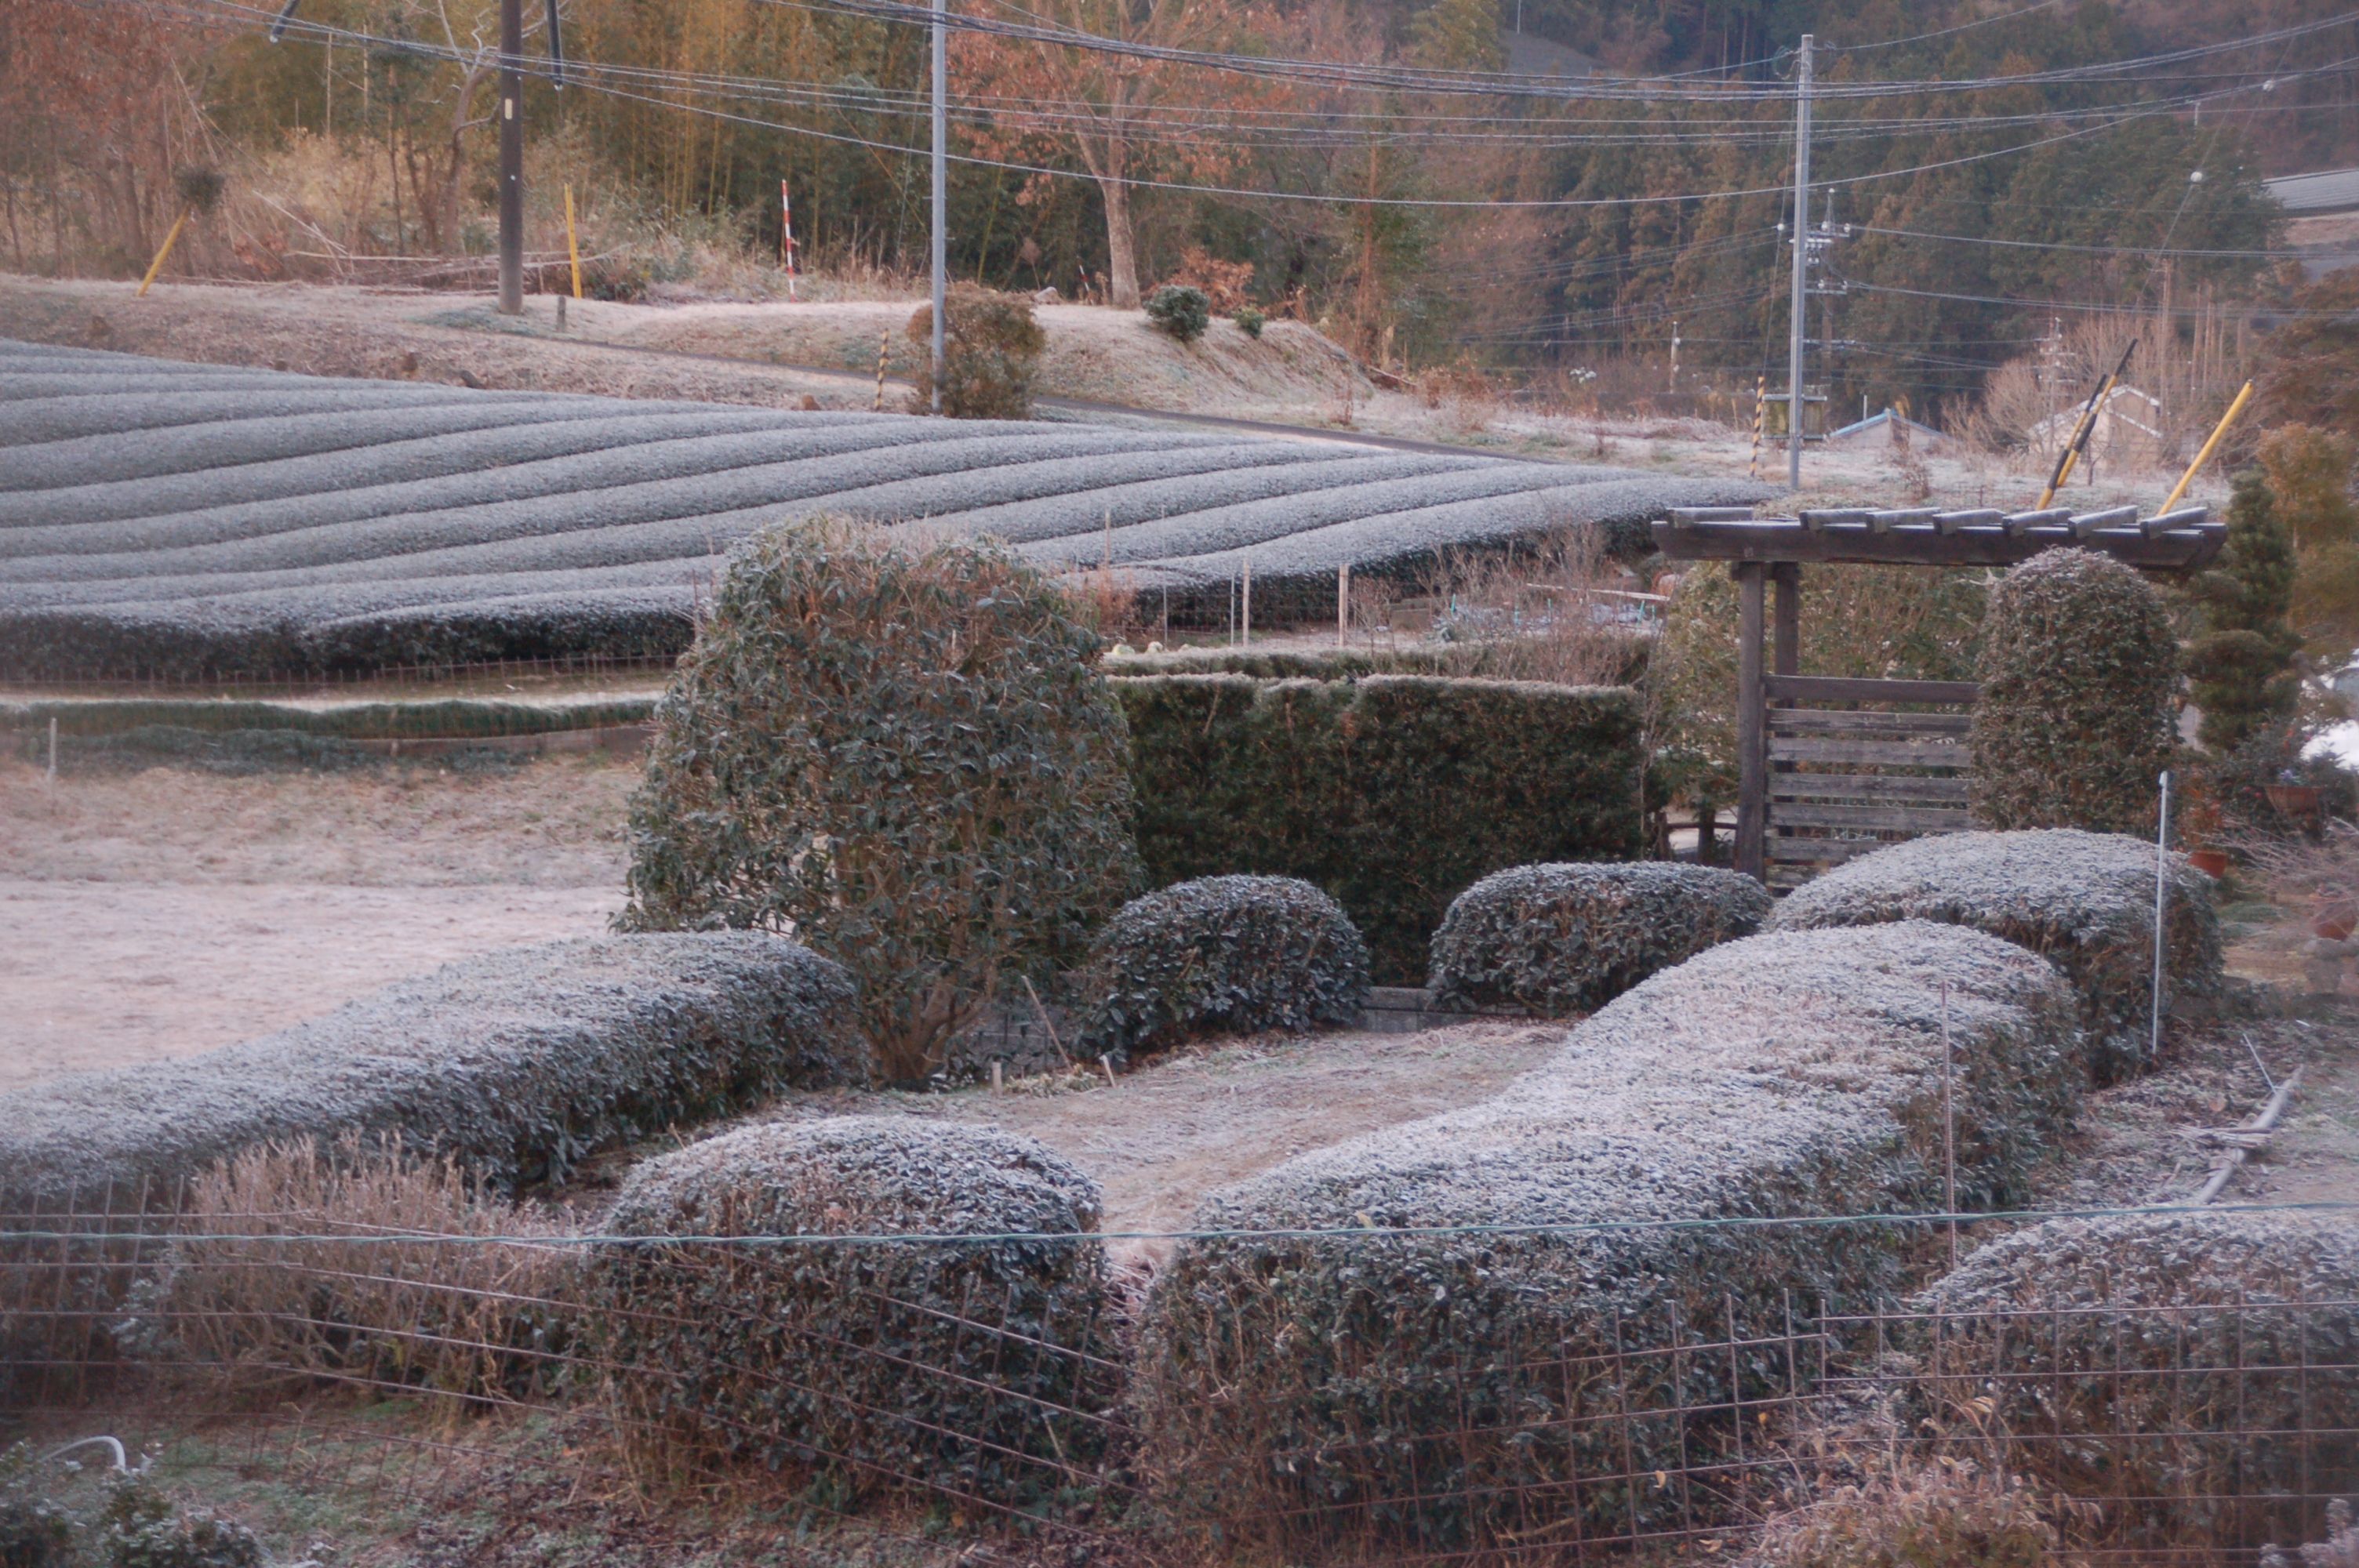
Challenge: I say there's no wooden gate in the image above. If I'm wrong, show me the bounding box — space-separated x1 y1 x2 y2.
1763 674 1976 889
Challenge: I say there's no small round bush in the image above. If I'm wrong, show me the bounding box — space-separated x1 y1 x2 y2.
1073 875 1370 1061
619 521 1143 1083
1234 305 1267 339
1144 284 1212 343
1970 547 2178 835
906 282 1046 419
1428 862 1771 1015
588 1116 1112 1504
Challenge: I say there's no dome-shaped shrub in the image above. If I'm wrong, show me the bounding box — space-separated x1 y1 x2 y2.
1969 547 2178 834
587 1116 1111 1502
618 520 1143 1083
1073 875 1370 1061
1428 861 1770 1015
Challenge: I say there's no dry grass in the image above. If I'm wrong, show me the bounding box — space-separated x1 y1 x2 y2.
136 1134 577 1410
1749 1456 2059 1568
1422 527 1645 687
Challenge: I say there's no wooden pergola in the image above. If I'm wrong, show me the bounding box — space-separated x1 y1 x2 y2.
1654 503 2226 886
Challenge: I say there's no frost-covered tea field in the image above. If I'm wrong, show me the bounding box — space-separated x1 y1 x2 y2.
0 339 1766 676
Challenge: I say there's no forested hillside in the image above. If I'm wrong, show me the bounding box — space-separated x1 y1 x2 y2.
2 0 2347 422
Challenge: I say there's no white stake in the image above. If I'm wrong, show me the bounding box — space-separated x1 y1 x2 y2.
1241 555 1252 646
2153 769 2172 1064
1941 977 1956 1269
47 716 58 787
1338 562 1350 647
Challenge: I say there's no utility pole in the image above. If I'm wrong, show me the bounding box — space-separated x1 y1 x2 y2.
497 0 523 315
929 0 947 413
1786 33 1812 488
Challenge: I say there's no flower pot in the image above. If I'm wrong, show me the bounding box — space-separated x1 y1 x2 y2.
2267 784 2322 819
2314 895 2358 943
2188 848 2230 879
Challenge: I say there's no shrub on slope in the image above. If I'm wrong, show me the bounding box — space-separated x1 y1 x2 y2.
1139 921 2082 1554
588 1116 1111 1503
1766 829 2221 1082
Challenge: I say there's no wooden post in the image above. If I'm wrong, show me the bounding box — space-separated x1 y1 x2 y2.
1771 563 1800 680
1736 562 1767 883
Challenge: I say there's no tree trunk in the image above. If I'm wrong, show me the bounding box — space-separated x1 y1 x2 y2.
1099 169 1139 308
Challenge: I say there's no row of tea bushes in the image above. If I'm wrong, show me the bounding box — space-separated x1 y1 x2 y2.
1136 920 2086 1552
0 934 861 1214
1768 829 2225 1081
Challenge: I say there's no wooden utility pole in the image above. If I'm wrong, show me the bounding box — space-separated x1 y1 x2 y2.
496 0 523 314
930 0 947 412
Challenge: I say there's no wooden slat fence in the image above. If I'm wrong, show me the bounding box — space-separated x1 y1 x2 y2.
1761 674 1977 890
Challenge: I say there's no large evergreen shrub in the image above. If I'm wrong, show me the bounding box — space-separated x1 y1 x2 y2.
2185 468 2302 754
906 283 1046 419
619 521 1143 1082
1968 548 2177 834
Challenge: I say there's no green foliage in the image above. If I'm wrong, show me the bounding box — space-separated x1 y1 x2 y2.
1427 862 1770 1016
1073 875 1370 1062
0 1445 72 1568
620 521 1143 1082
906 283 1047 419
2185 469 2301 754
96 1475 259 1568
588 1117 1111 1504
1408 0 1504 71
1233 305 1266 339
2260 424 2359 659
1111 673 1643 984
1143 284 1211 343
1968 549 2177 835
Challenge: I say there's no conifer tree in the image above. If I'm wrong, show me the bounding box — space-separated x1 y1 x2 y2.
2185 467 2302 754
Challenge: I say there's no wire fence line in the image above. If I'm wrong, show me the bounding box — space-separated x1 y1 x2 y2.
5 1202 2356 1565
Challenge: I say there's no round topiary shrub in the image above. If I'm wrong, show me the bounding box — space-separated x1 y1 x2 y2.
1234 305 1267 339
1073 875 1369 1061
906 282 1046 419
618 521 1143 1083
1969 547 2179 835
587 1116 1113 1504
1427 862 1771 1015
1144 284 1211 343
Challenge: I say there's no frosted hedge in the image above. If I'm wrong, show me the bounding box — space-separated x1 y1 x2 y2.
1765 829 2222 1081
1906 1211 2359 1546
1428 862 1772 1015
0 341 1768 676
1139 921 2083 1554
1072 875 1371 1061
587 1116 1113 1503
0 934 861 1214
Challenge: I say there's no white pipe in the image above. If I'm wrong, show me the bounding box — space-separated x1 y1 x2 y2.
2152 769 2171 1065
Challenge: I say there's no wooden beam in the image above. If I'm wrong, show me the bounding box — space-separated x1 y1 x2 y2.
1736 562 1767 883
1768 709 1976 735
1771 564 1800 682
1766 837 1884 865
1771 801 1972 833
1761 675 1979 706
1769 773 1971 802
1769 736 1970 767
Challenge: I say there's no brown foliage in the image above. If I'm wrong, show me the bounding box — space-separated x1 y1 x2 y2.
2259 269 2359 435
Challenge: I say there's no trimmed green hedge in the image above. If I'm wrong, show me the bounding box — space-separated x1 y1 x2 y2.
1111 674 1644 984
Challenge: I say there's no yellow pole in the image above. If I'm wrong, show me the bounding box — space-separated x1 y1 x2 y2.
136 209 193 298
2160 381 2255 516
2037 372 2120 508
563 183 583 300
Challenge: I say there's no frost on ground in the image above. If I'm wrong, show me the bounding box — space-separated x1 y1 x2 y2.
0 337 1768 675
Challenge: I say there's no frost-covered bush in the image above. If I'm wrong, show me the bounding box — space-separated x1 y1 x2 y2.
1140 921 2083 1555
1750 1461 2056 1568
95 1475 260 1568
1906 1211 2359 1545
1767 829 2220 1081
1114 674 1645 982
1970 548 2179 834
0 933 859 1213
905 283 1046 419
587 1117 1112 1503
1072 876 1370 1061
618 521 1142 1082
1145 285 1211 343
1428 861 1771 1015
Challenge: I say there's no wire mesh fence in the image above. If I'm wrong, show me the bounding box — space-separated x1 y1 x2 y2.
5 1200 2355 1566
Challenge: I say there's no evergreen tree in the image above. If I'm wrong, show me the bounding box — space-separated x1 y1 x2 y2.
2186 467 2303 753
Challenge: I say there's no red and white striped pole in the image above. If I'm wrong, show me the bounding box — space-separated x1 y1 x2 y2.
780 179 800 301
